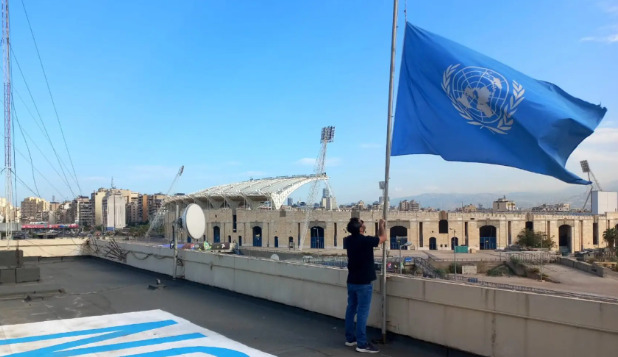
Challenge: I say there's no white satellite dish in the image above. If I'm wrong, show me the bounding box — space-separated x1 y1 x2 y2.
181 204 206 239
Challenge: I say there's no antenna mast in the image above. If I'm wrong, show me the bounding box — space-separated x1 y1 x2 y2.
3 0 12 241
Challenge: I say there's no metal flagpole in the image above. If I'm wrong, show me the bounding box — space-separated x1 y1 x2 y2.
381 0 399 344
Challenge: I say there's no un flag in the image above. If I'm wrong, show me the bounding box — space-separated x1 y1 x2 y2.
392 23 607 184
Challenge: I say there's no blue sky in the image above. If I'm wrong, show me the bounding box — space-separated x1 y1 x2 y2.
6 0 618 206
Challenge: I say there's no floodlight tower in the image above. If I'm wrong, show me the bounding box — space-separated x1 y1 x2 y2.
3 0 13 242
580 160 603 210
298 126 335 250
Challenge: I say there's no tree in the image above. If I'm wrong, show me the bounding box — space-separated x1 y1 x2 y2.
602 228 617 249
516 229 556 249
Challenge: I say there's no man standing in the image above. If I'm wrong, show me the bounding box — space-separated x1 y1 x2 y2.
344 217 387 353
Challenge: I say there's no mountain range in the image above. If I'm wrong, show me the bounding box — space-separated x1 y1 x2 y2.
393 180 618 211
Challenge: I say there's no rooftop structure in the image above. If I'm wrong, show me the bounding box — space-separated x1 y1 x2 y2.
0 257 462 357
166 174 328 210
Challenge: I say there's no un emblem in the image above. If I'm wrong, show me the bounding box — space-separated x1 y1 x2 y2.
442 64 525 134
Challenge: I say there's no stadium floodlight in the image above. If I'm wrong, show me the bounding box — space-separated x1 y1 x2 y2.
580 160 590 173
321 126 335 143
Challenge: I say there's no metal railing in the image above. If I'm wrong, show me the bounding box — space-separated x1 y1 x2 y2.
301 254 617 304
507 252 560 265
445 274 618 304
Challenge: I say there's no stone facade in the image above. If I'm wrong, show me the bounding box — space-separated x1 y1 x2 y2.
166 206 618 253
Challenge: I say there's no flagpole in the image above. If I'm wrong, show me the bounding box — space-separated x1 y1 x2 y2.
381 0 398 344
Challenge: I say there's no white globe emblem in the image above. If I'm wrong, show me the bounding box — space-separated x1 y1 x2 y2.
442 64 524 134
450 66 508 124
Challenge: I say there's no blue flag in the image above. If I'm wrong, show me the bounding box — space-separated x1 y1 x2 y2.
392 23 607 184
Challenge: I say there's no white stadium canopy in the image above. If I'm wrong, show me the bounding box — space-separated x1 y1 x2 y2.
165 174 328 210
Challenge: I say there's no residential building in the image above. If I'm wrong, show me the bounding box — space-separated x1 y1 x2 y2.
147 194 167 220
91 188 108 227
138 194 149 223
103 190 127 230
20 197 50 223
493 196 516 212
71 196 94 227
127 201 140 225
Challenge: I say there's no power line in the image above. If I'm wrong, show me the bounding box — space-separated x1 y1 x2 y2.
15 146 67 202
13 88 74 195
12 109 40 196
9 48 76 197
20 0 82 195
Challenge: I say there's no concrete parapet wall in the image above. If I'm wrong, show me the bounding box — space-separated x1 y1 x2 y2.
90 240 618 357
0 239 88 257
559 257 604 277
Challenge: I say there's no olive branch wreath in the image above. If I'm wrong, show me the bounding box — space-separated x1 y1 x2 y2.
442 64 525 134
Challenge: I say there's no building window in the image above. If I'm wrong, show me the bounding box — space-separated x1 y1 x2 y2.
439 220 448 234
593 223 598 245
419 222 423 247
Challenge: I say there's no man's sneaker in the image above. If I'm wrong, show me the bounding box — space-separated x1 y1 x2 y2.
345 341 357 347
356 343 379 353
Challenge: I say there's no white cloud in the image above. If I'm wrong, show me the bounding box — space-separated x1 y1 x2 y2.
599 2 618 14
570 127 618 183
582 127 618 144
580 33 618 43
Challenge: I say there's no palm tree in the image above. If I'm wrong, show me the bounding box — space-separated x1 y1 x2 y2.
602 227 617 249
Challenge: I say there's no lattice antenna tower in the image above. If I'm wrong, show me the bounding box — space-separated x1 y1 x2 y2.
580 160 603 210
298 126 334 250
3 0 12 241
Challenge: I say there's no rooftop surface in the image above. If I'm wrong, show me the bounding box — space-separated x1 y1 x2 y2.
0 257 477 356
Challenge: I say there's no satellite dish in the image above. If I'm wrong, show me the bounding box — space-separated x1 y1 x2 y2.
181 204 206 239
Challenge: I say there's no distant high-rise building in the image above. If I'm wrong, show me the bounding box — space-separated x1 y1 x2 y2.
0 198 16 223
71 196 94 227
147 194 167 219
20 197 50 223
138 194 149 223
54 201 72 224
91 188 108 227
103 190 127 230
127 201 140 225
287 197 293 206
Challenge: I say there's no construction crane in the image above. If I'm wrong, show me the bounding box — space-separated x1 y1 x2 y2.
298 126 334 250
580 160 603 210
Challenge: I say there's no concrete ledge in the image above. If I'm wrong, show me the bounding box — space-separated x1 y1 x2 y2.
15 267 40 283
0 268 16 284
0 250 22 268
0 239 88 257
90 239 618 357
